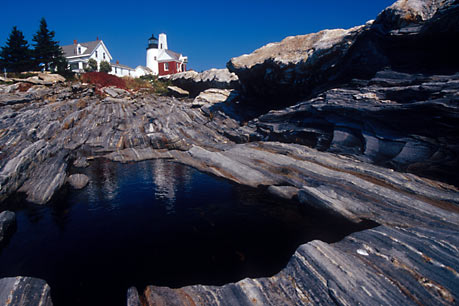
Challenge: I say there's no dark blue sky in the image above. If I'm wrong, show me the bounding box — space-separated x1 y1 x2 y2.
1 0 395 72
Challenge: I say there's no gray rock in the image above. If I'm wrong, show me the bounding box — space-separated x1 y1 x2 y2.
127 287 141 306
73 157 89 168
103 87 119 98
67 174 89 189
267 185 299 200
0 277 53 306
161 68 239 97
192 88 236 107
167 85 189 97
0 211 15 245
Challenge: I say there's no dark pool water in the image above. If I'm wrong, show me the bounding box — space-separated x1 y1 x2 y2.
0 159 376 306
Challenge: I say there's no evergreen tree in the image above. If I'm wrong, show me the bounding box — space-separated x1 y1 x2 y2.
32 18 66 71
0 26 34 72
99 60 111 73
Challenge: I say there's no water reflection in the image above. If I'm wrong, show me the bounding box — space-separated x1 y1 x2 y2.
151 160 192 214
0 159 378 306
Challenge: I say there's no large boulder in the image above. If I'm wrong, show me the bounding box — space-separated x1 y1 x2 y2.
227 24 368 104
0 277 53 306
227 0 459 104
160 68 239 97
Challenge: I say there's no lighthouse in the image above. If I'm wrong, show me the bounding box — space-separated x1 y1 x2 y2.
146 33 188 76
146 33 166 75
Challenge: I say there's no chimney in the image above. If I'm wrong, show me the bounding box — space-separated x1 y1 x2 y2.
73 39 77 45
116 60 119 64
96 36 99 41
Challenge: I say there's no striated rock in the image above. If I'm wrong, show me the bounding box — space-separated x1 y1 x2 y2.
67 174 89 189
0 211 15 245
140 225 459 305
161 68 239 97
249 70 459 185
167 85 189 97
0 2 458 302
0 277 53 306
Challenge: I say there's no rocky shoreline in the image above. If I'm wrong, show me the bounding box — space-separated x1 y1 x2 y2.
1 0 458 305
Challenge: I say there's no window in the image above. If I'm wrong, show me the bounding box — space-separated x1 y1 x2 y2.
78 47 81 54
103 53 106 60
154 56 156 60
95 51 98 58
160 44 163 49
164 62 169 71
115 67 117 73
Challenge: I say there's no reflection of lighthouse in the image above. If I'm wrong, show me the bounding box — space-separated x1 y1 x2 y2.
146 33 167 75
153 159 177 214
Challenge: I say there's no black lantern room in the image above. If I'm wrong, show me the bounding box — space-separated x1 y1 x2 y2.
147 34 158 49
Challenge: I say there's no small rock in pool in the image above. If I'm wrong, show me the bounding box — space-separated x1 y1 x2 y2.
67 174 89 189
0 211 16 244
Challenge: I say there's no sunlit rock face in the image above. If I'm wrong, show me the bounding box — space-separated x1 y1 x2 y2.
227 0 459 105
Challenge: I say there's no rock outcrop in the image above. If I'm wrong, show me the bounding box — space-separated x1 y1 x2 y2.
0 277 53 306
160 68 239 97
227 0 459 104
248 69 459 185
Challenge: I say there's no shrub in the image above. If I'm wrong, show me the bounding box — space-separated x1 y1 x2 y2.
81 72 126 90
99 61 111 73
139 75 171 95
84 59 98 72
123 76 152 91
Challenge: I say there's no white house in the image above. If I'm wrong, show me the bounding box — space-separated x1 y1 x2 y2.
62 39 113 73
111 61 135 77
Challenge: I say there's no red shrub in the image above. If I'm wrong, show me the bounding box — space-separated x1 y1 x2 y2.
81 72 126 90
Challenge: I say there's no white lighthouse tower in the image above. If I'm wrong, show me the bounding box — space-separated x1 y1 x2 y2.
146 33 167 75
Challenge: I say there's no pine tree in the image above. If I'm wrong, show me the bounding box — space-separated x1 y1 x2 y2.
0 26 34 72
32 18 67 71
